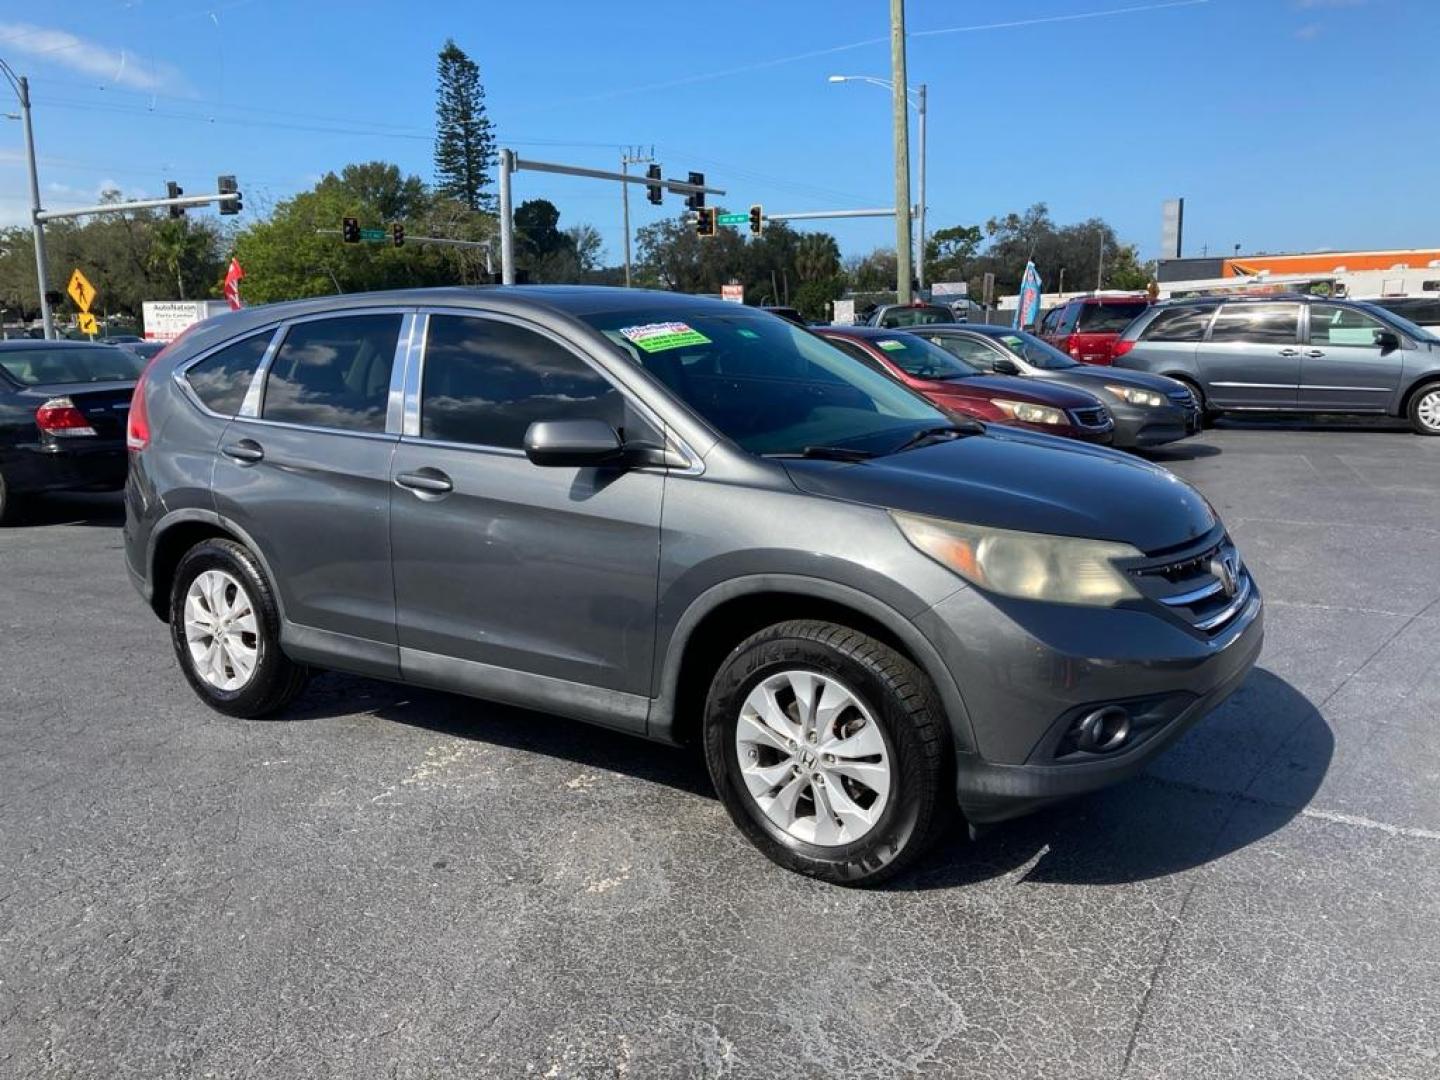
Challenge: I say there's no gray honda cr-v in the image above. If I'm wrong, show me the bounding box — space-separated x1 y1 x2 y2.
125 287 1263 885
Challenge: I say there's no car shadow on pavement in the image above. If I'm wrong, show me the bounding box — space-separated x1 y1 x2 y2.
1138 441 1221 464
894 668 1331 891
4 490 124 528
291 672 715 799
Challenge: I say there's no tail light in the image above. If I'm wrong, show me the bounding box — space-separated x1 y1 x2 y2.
127 326 192 451
1112 339 1136 359
36 397 97 437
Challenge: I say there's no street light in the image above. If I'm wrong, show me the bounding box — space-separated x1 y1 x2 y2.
0 57 54 339
828 73 928 293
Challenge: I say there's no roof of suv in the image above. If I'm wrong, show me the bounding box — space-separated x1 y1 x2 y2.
1154 293 1329 308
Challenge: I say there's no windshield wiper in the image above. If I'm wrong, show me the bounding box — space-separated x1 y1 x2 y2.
887 421 984 455
766 445 876 462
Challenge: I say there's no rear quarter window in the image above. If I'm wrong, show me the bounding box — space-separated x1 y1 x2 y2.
183 332 273 415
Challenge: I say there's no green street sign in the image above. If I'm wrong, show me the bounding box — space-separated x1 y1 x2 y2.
360 227 386 241
717 213 748 226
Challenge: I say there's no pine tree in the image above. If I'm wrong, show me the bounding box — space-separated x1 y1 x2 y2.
433 39 495 212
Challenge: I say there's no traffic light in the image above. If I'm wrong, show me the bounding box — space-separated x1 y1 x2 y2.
393 223 405 247
749 205 764 236
218 175 241 215
695 207 716 238
646 164 663 205
685 171 705 211
342 217 360 244
166 180 185 219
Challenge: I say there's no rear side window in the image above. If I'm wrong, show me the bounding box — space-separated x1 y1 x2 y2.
261 314 401 433
1140 307 1211 342
420 315 623 448
1077 302 1148 333
1057 303 1082 334
183 333 271 415
1208 304 1299 345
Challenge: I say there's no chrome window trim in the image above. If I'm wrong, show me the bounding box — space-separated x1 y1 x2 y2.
385 313 419 435
403 306 702 473
247 307 413 436
171 326 283 421
400 312 428 438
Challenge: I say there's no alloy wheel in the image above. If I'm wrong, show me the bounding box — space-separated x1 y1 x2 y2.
734 669 892 847
183 569 260 692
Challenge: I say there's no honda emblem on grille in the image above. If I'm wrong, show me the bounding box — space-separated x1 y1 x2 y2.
1212 552 1240 598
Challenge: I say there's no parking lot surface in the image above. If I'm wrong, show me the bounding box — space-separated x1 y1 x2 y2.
2 420 1438 1079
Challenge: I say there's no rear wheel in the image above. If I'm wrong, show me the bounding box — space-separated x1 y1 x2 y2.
169 538 307 718
703 620 952 886
1408 382 1440 435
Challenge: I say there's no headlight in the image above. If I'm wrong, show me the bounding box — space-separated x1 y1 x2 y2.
992 399 1067 426
1105 384 1166 408
892 512 1143 606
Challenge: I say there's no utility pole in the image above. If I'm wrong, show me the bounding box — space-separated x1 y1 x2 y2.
890 0 914 305
1096 233 1105 290
1 61 54 339
620 147 654 289
916 82 927 293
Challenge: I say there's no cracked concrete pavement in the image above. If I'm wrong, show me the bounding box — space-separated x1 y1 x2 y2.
1 419 1437 1078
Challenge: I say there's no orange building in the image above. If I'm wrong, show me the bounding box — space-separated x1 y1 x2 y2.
1224 248 1440 277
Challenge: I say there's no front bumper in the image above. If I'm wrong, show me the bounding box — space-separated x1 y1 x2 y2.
1109 403 1199 449
0 441 128 494
914 575 1263 823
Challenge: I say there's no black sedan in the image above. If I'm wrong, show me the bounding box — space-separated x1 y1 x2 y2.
0 341 143 522
910 324 1201 449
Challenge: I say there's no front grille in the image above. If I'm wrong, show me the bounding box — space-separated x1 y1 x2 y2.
1128 535 1250 634
1166 386 1196 409
1070 406 1113 429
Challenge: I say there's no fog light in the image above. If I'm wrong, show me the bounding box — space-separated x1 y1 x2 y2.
1072 706 1132 753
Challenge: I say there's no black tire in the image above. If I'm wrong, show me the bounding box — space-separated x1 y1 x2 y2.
703 620 952 886
1406 381 1440 436
169 538 308 718
0 469 12 525
1174 376 1218 427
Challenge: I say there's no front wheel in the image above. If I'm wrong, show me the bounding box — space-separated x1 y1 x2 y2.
703 620 952 886
1408 382 1440 435
169 538 308 718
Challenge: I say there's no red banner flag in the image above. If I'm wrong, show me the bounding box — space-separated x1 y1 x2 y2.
223 257 245 310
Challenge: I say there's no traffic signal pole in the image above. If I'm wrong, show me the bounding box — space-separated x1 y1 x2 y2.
497 150 724 285
890 0 914 305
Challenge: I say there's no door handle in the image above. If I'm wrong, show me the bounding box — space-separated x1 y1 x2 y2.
1304 349 1325 358
395 469 453 495
221 439 264 464
1278 348 1300 357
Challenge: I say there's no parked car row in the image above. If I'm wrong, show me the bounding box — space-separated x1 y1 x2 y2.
122 286 1263 885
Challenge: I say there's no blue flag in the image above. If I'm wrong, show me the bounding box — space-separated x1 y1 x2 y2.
1013 261 1043 329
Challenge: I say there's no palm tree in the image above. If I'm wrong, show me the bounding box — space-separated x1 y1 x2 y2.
794 233 841 283
149 219 207 300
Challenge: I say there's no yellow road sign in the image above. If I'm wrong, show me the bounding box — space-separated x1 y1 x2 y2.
77 312 99 335
67 268 96 312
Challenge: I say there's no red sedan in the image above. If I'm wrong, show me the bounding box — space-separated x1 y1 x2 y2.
816 326 1115 443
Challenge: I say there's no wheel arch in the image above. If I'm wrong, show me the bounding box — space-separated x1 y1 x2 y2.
1399 375 1440 421
146 509 285 623
648 575 976 756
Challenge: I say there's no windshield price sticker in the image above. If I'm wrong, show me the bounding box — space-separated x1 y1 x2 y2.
877 339 906 351
619 322 712 353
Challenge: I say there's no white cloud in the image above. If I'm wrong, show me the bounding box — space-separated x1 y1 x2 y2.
1295 22 1323 39
0 22 184 92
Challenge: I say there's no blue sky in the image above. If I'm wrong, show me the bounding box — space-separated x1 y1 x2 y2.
1 0 1435 267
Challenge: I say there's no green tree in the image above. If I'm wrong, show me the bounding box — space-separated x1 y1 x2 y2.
924 224 982 285
433 39 496 212
148 219 213 300
794 233 841 283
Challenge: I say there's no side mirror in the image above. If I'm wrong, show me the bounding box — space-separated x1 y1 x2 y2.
523 419 624 468
993 357 1021 375
1374 329 1401 354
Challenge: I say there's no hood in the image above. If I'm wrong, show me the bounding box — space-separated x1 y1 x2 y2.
1056 366 1188 396
923 373 1102 410
781 425 1216 553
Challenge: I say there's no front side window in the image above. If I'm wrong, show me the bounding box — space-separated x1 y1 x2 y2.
1309 304 1386 348
1141 307 1212 343
987 330 1078 370
184 332 272 415
261 314 401 433
0 345 142 387
420 315 624 448
1208 304 1299 345
581 308 944 457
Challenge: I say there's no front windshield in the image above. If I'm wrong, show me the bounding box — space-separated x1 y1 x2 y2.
578 308 947 456
985 329 1079 370
0 345 144 386
860 333 979 380
1359 302 1440 344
